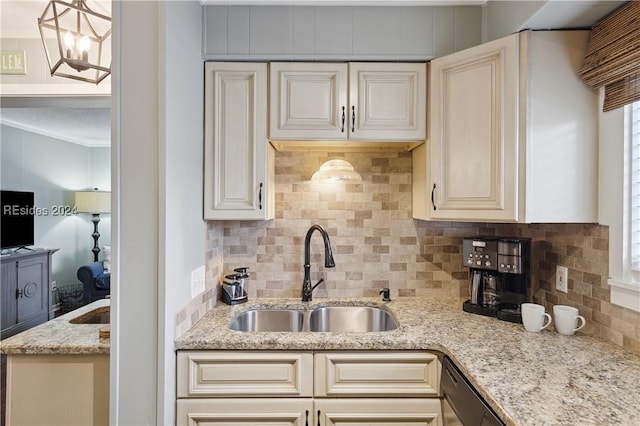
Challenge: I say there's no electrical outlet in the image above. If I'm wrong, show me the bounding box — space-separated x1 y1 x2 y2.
191 266 205 298
556 266 568 293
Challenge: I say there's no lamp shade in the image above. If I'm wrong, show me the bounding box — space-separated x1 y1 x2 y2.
76 190 110 213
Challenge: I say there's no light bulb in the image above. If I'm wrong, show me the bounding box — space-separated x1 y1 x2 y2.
64 31 75 49
79 35 91 53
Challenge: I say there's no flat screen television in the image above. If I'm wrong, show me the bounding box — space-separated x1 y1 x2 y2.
1 190 35 250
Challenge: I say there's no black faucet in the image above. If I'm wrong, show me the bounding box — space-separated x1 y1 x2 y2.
302 224 335 302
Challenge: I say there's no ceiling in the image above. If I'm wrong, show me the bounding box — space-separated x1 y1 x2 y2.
0 0 111 39
0 0 628 148
1 107 111 147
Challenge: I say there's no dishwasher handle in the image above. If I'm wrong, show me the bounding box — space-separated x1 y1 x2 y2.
441 356 505 426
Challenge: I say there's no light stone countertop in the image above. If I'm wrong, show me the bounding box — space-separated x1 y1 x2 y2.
0 298 110 355
175 297 640 426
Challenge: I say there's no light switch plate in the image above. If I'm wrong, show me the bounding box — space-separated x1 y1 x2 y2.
556 266 568 293
190 266 205 297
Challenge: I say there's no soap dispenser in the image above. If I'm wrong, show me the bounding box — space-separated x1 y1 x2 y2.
221 267 249 305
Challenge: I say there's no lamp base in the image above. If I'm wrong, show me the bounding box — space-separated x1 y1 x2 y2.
91 213 101 262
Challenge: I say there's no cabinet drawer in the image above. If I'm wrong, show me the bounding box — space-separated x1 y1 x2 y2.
177 398 313 426
315 398 443 426
314 351 440 397
177 351 313 397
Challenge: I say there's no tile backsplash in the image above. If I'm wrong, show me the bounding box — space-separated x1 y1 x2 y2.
191 150 639 354
174 223 223 338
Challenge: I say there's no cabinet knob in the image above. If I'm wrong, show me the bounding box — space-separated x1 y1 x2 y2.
16 281 37 298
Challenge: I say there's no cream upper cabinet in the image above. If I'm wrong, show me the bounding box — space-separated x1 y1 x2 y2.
204 62 275 220
269 62 348 140
414 30 598 223
427 34 518 222
269 62 426 142
349 62 426 141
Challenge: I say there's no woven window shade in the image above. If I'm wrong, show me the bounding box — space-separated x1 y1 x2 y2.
580 1 640 111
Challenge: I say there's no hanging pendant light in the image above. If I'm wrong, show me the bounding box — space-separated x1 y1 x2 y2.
38 0 111 85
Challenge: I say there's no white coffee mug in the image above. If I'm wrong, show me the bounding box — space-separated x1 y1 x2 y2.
521 303 552 333
553 305 586 336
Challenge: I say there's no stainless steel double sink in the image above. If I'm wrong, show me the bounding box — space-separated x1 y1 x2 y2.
229 306 397 333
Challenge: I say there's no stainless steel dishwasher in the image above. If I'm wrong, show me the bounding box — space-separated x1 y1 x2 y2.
441 356 505 426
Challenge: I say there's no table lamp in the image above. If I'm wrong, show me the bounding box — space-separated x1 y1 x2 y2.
76 189 110 262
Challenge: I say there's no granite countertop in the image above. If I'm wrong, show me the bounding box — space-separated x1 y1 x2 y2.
175 297 640 426
0 299 110 355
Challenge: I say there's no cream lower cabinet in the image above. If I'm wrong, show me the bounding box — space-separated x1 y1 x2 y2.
414 30 598 223
203 62 275 220
177 399 313 425
315 399 442 426
177 351 443 426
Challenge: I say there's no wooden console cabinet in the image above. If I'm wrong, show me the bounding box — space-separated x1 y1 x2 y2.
1 248 58 339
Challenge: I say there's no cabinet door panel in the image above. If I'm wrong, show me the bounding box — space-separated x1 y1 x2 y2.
177 398 313 426
16 257 47 323
177 351 313 397
204 62 270 220
314 351 440 397
429 35 518 221
349 62 426 141
1 262 17 332
270 62 348 140
315 399 442 426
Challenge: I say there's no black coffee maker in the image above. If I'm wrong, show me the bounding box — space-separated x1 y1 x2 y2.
462 236 530 323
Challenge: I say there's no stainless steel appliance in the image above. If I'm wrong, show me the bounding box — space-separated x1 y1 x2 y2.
441 356 505 426
462 236 530 323
221 267 249 305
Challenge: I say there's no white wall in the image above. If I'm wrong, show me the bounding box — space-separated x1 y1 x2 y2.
111 0 159 424
0 125 111 284
481 1 547 42
158 0 205 423
111 0 204 424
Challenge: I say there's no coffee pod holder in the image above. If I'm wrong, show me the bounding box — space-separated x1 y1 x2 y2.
221 267 249 305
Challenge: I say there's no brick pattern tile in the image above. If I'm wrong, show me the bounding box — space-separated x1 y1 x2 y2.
198 150 639 354
174 223 223 338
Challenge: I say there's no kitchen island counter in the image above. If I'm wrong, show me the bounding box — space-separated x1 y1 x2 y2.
175 297 640 426
0 298 110 355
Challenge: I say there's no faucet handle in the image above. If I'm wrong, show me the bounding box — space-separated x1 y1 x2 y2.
379 288 391 302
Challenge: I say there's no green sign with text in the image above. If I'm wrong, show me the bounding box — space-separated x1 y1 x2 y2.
1 50 27 75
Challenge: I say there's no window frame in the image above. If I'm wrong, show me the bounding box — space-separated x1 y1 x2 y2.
601 94 640 312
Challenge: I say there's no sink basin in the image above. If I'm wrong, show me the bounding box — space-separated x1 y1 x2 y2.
229 309 304 332
69 307 110 324
229 306 397 332
309 306 397 332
